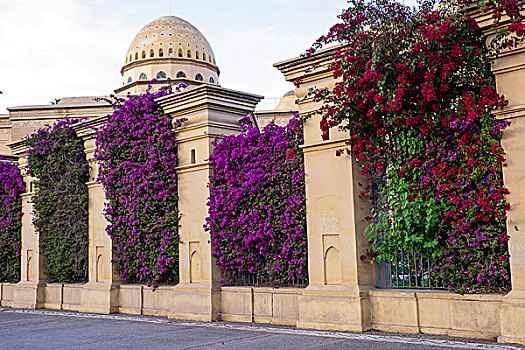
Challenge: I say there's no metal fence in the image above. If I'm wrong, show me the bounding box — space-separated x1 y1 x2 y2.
223 271 308 288
376 249 444 289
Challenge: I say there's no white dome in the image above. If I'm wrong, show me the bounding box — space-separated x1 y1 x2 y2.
117 16 220 95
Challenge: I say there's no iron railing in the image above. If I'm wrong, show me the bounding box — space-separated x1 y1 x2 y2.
223 271 308 288
376 249 444 289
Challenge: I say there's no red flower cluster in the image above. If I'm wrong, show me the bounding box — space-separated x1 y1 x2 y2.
308 0 519 293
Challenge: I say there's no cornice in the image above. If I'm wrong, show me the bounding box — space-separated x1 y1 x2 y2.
121 57 220 75
8 139 28 156
7 103 113 121
273 45 341 83
114 78 203 94
0 154 18 162
157 84 263 117
71 115 109 139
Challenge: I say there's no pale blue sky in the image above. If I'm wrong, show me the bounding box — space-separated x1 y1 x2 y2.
0 0 350 112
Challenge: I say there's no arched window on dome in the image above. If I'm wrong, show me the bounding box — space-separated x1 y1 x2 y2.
187 50 191 58
178 49 183 57
195 73 203 81
157 71 167 79
168 48 173 57
196 51 200 60
128 77 132 83
139 73 148 80
159 49 164 57
213 58 216 65
203 53 206 61
176 71 186 78
209 56 212 63
129 55 132 62
142 51 146 59
135 52 138 60
209 77 215 84
150 49 154 58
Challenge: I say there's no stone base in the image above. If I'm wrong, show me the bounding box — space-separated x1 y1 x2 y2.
7 281 45 309
168 283 221 322
499 290 525 345
79 282 120 314
297 285 371 332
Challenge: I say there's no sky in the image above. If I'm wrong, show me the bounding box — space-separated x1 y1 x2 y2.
0 0 351 113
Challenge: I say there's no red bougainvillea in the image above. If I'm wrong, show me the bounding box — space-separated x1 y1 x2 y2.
308 0 521 293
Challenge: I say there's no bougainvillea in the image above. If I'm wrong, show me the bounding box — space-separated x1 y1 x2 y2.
307 0 520 293
206 117 307 285
26 120 89 282
0 160 24 282
95 83 184 287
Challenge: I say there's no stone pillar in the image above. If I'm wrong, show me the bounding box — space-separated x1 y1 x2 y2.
158 85 262 321
73 117 121 314
8 142 46 308
275 47 376 331
470 6 525 344
491 42 525 346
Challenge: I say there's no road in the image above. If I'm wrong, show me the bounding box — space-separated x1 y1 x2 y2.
0 308 522 350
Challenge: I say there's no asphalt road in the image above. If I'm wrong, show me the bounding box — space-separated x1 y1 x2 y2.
0 309 522 350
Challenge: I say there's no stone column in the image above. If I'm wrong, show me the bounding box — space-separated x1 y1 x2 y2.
470 6 525 344
491 41 525 347
158 85 262 321
73 117 121 314
275 47 376 332
8 142 46 308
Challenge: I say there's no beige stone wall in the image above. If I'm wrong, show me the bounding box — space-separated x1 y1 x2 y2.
2 42 525 345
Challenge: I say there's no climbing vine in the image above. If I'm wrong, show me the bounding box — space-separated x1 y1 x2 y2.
307 0 523 293
206 117 307 285
26 120 89 282
95 84 184 287
0 159 24 282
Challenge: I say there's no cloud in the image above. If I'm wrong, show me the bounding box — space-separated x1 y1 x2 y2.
0 0 133 112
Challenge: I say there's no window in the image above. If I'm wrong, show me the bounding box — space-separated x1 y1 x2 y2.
159 49 164 57
150 49 154 58
178 49 183 57
139 73 147 80
196 51 200 59
195 73 203 81
156 71 167 79
142 51 146 59
168 48 173 57
176 71 186 78
127 77 132 83
135 52 138 60
187 50 191 58
203 53 206 61
129 55 132 62
209 77 215 84
209 56 212 63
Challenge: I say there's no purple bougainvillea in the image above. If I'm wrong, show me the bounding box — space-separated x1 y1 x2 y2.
95 83 185 287
0 160 24 282
205 117 308 285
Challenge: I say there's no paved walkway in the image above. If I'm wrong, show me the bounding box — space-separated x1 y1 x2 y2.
0 308 523 350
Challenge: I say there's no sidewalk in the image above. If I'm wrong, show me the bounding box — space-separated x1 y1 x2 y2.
0 308 523 350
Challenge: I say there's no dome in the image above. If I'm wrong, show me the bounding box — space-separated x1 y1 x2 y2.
117 16 220 95
124 16 217 66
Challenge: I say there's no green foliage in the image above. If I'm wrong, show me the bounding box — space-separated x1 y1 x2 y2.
26 120 89 282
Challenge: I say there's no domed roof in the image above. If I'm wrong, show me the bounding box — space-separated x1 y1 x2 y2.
124 16 217 66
